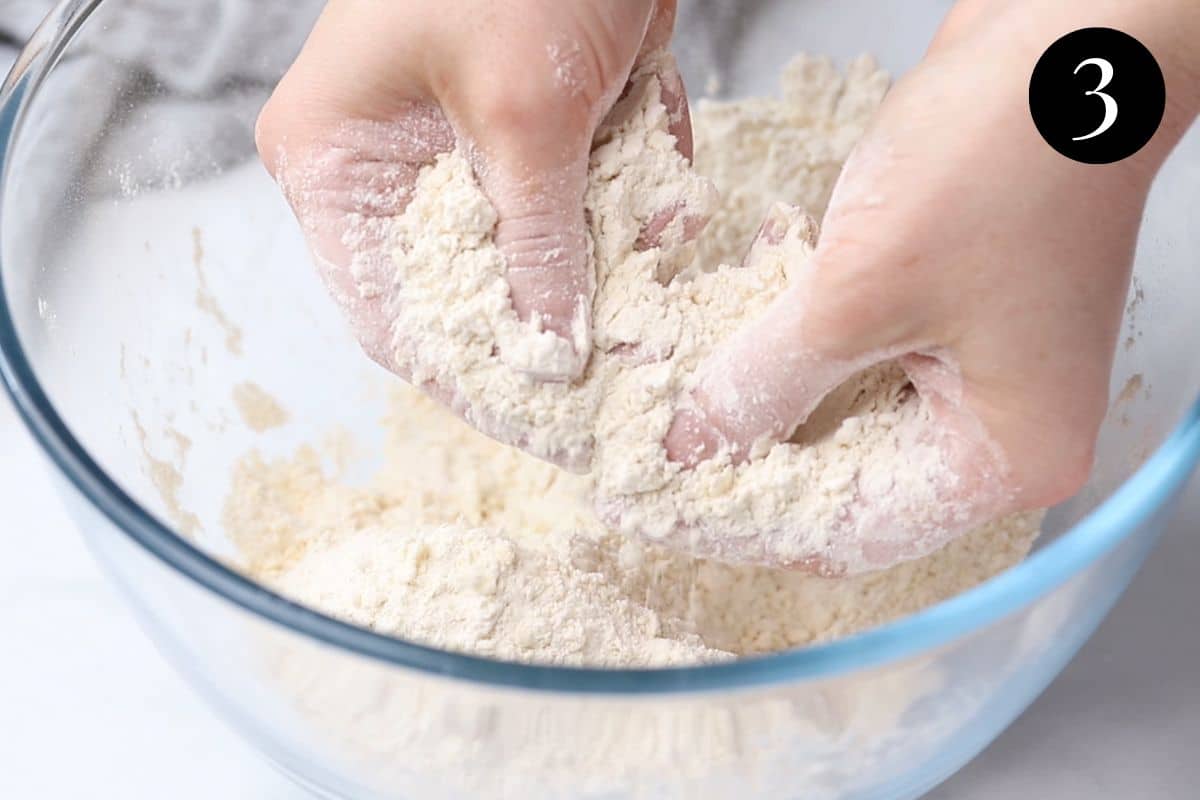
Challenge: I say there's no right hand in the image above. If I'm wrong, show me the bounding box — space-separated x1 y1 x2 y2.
256 0 692 390
662 0 1199 573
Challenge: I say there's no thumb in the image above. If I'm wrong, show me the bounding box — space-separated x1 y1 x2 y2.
442 3 665 381
476 145 594 381
449 78 596 381
664 205 889 465
664 128 934 464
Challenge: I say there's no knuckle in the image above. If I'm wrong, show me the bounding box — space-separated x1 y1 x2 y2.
496 207 587 264
472 76 590 143
466 6 645 139
570 2 653 98
254 96 288 173
255 81 326 178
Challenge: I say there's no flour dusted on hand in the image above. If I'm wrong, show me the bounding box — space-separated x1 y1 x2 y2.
390 53 965 573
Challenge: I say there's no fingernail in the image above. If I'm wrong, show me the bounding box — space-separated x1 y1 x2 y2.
734 203 820 278
741 203 818 268
635 202 711 251
657 65 693 163
498 297 591 382
664 406 725 467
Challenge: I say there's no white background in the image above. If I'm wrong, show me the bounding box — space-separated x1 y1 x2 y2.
2 393 1198 798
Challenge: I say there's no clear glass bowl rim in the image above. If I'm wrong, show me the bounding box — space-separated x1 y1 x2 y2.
2 0 1199 694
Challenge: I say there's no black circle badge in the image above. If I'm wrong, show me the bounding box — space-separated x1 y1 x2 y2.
1029 27 1165 164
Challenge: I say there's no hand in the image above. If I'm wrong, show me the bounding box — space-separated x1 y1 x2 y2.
256 0 691 385
664 0 1200 573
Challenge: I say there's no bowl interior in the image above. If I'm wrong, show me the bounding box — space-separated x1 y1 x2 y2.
3 0 1199 655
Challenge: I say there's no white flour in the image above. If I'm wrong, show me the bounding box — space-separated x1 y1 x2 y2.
227 53 1042 668
269 522 724 667
227 386 1040 667
385 53 978 574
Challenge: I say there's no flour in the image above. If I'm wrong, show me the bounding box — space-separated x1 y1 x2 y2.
272 526 723 667
386 52 981 574
226 384 1041 667
226 52 1043 668
231 381 289 432
690 55 886 274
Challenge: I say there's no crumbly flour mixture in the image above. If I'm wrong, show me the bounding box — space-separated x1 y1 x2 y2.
227 54 1042 668
227 384 1039 667
385 53 979 573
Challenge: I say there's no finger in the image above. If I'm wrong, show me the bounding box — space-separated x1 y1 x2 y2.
442 4 661 381
664 204 859 465
634 201 708 250
639 0 678 55
453 96 595 381
653 51 694 162
605 51 706 254
609 0 691 162
480 159 595 381
664 314 868 465
636 1 693 164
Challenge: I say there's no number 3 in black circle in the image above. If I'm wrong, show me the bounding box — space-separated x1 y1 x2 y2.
1071 57 1117 141
1029 27 1165 164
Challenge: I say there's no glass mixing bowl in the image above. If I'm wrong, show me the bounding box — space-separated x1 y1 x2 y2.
2 1 1198 798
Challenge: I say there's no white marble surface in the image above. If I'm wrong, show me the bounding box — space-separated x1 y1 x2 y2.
1 391 1197 798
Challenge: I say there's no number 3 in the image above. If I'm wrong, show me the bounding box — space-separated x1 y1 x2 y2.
1072 57 1118 141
